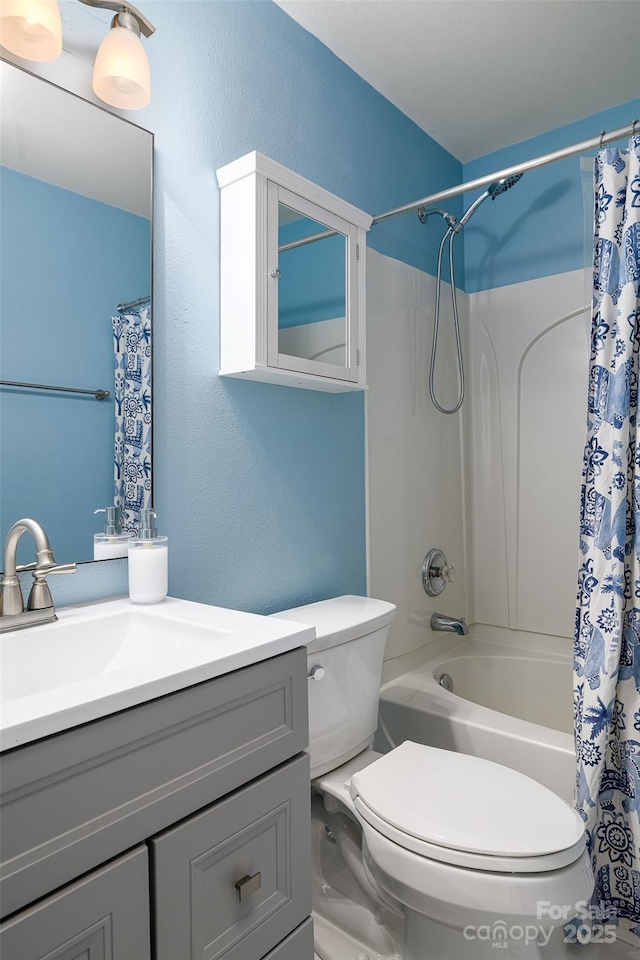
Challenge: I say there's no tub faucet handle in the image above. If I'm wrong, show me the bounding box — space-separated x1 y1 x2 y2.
422 548 455 596
438 563 455 583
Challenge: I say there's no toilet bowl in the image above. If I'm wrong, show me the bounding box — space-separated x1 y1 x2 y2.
351 740 592 959
272 596 593 960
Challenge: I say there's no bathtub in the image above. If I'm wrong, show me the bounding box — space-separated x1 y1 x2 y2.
375 633 576 801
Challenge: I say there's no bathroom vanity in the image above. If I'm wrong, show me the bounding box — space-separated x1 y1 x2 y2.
0 599 314 960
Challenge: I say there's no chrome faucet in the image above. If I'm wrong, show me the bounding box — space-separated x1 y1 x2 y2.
430 612 468 636
0 519 76 632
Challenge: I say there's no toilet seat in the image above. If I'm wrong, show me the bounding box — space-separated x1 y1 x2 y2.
353 796 585 873
350 741 586 874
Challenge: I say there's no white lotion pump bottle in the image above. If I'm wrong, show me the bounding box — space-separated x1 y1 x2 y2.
93 506 131 560
128 509 168 604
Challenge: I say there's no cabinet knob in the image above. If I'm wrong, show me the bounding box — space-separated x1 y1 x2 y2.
308 664 325 682
269 268 282 279
235 871 262 901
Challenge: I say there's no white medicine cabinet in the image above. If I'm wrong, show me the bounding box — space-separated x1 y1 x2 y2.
217 152 372 392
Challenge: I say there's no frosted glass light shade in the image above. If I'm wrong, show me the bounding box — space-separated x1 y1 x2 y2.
92 23 150 110
0 0 62 61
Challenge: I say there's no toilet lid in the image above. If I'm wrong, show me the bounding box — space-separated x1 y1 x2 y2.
349 741 585 859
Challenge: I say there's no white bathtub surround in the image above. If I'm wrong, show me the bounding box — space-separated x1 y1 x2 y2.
466 267 590 638
367 252 591 662
376 632 576 801
366 249 468 662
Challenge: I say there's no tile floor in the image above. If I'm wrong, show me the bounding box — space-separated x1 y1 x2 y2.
544 927 639 959
314 927 640 959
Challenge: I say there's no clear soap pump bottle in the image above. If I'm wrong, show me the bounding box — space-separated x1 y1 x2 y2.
93 506 131 560
128 509 168 604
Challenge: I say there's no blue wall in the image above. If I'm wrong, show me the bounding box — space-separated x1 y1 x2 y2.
13 0 461 613
463 98 640 292
145 0 463 612
0 168 150 564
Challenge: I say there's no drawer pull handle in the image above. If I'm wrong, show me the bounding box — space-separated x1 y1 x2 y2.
235 871 262 901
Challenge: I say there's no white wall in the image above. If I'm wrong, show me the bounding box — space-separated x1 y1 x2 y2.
466 269 590 639
366 250 468 662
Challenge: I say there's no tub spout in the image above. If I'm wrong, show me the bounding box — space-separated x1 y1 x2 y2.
430 612 468 636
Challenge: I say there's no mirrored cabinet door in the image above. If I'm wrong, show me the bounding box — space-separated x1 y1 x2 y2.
267 185 358 383
217 152 371 393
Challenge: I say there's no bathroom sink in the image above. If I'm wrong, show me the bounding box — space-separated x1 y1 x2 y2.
1 609 232 702
0 596 314 750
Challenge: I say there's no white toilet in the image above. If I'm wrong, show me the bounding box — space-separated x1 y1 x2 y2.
273 596 593 960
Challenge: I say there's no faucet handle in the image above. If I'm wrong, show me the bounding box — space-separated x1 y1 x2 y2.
27 563 77 612
39 563 77 577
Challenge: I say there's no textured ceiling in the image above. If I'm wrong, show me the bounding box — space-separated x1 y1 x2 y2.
274 0 640 162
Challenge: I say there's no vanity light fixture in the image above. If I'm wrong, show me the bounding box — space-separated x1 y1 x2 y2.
0 0 155 109
0 0 62 62
80 0 154 109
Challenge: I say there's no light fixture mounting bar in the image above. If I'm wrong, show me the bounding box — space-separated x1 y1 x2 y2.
77 0 155 37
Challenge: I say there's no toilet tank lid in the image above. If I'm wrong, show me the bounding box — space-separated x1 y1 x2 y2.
269 595 396 653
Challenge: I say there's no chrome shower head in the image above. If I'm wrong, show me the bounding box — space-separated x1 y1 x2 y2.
487 173 524 199
457 172 523 228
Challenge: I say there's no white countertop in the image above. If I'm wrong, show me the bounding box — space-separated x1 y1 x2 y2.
0 596 314 750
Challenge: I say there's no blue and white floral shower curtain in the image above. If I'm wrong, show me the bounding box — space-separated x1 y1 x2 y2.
575 134 640 933
112 302 152 534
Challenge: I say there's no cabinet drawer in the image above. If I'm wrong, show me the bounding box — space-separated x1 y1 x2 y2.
152 753 311 960
0 846 150 960
1 648 307 918
263 918 314 960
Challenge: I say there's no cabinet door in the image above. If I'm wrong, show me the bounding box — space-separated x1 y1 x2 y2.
267 183 359 383
151 753 311 960
0 846 150 960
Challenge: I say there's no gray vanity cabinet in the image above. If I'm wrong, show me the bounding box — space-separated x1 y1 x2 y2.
0 846 151 960
0 648 312 960
153 754 310 960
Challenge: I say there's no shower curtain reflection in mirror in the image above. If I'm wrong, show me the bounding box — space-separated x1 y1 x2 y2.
113 302 152 535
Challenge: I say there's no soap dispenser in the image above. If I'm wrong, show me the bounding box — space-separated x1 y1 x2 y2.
93 506 131 560
128 509 168 604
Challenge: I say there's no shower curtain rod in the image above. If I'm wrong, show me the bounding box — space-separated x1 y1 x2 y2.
372 120 639 225
116 295 150 313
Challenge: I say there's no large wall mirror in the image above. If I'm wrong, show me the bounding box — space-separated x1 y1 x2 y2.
0 60 153 567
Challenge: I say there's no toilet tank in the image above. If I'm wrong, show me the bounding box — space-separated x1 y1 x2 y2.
270 596 396 778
